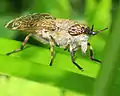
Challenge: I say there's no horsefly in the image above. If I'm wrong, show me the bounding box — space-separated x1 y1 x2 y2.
5 13 108 71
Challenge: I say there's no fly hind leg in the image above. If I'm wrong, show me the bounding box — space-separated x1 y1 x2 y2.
6 33 32 55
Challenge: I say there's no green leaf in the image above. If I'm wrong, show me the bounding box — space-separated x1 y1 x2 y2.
0 38 101 77
0 37 101 95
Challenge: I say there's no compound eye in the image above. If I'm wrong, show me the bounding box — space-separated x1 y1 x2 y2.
68 24 82 36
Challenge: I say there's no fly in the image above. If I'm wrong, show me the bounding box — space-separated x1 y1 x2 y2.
5 13 108 71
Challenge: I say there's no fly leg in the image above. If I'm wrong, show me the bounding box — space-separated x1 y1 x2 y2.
49 36 55 66
6 33 32 55
49 35 59 47
88 43 102 63
69 45 84 71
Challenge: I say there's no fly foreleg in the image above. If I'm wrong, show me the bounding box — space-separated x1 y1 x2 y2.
69 45 84 71
88 43 102 63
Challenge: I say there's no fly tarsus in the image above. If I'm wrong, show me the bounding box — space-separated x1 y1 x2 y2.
6 48 23 55
72 60 84 71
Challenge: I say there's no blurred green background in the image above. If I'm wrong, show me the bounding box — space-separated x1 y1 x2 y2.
0 0 120 96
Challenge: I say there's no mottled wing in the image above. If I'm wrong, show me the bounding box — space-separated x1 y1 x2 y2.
5 13 56 32
38 20 56 31
18 13 56 30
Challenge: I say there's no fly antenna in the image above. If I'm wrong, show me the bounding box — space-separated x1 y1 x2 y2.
96 27 108 32
91 25 94 31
